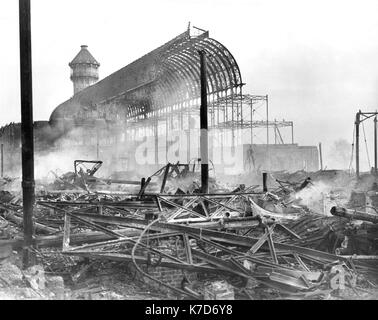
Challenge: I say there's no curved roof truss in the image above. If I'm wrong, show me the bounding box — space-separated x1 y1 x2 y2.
50 29 243 123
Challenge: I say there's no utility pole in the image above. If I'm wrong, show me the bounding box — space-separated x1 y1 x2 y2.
375 115 377 175
199 50 209 194
1 144 3 177
262 172 268 192
274 119 277 144
355 111 360 179
19 0 35 268
291 123 294 144
96 127 100 159
353 111 378 178
266 95 270 171
319 142 323 171
266 95 269 145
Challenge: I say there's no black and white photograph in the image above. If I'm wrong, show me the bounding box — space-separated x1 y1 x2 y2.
0 0 378 304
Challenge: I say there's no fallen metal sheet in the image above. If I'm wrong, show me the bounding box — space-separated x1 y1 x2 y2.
249 198 300 220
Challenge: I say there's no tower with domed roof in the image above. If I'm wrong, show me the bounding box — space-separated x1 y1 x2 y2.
69 45 100 95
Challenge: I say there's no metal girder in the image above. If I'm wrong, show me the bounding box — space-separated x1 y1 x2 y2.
60 212 350 264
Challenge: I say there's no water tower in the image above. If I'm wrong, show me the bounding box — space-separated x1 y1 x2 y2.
69 45 100 95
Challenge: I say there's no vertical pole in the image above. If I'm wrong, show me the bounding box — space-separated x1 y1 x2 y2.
355 111 360 179
19 0 35 268
199 50 209 194
291 122 294 144
375 115 377 175
262 172 268 192
166 117 168 163
250 99 253 145
231 90 235 151
266 95 269 145
240 87 244 141
274 119 277 144
319 142 323 171
187 112 191 163
1 144 3 177
155 120 159 167
180 110 184 163
266 95 270 171
96 127 99 159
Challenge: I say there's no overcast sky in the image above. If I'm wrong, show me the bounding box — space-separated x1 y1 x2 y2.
1 0 378 169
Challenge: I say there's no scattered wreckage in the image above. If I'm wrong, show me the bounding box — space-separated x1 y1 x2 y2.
0 162 378 300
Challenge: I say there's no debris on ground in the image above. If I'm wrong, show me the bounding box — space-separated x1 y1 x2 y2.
1 163 378 300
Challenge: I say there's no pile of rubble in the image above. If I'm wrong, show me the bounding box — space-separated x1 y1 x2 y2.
0 257 66 300
1 162 378 300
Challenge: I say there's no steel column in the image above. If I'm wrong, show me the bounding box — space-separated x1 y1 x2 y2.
262 172 268 192
199 50 209 194
19 0 35 268
319 142 323 171
266 95 269 145
355 111 360 179
1 144 3 177
291 123 294 144
250 99 253 145
266 95 270 171
375 116 377 175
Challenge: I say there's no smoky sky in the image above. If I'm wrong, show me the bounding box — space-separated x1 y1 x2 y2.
1 0 378 170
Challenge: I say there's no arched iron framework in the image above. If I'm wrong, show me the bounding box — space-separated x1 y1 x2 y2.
147 30 244 119
46 28 296 169
50 28 243 123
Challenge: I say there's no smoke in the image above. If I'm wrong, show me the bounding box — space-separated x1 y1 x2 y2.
325 138 353 170
295 171 355 214
34 125 128 181
35 149 88 182
295 180 331 213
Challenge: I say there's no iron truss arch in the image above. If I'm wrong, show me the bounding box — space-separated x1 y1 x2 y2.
151 30 243 116
50 28 243 123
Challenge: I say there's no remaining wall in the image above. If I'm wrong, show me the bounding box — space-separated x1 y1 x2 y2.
243 144 319 173
126 262 198 295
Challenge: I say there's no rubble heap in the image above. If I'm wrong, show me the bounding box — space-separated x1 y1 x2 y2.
1 164 378 300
